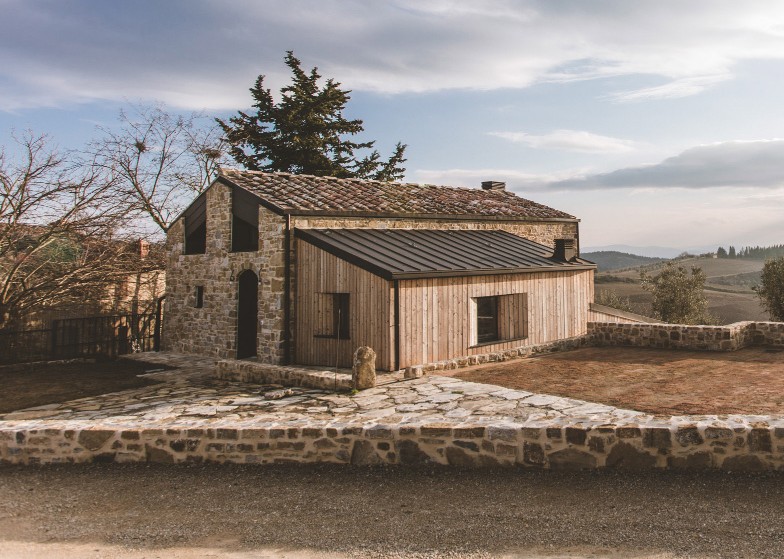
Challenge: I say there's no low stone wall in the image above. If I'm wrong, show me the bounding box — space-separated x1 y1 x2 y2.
588 303 657 324
589 321 784 351
410 335 591 375
216 360 355 391
2 419 782 471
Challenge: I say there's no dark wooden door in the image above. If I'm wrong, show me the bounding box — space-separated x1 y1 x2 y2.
237 270 258 359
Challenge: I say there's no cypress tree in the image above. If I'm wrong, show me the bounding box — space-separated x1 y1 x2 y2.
218 52 407 181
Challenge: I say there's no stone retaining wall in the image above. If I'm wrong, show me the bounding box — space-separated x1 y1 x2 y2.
2 420 782 471
216 360 355 391
589 321 784 351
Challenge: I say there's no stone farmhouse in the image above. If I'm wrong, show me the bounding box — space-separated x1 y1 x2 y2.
164 170 606 371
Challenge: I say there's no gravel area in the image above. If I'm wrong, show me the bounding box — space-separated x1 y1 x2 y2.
1 464 782 558
446 347 784 415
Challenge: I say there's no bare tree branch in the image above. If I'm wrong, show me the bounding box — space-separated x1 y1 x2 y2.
0 132 152 329
89 103 225 234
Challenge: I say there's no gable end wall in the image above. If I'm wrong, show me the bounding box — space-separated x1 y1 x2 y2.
163 182 287 361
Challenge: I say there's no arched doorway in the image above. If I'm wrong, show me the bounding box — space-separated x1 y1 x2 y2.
236 269 258 359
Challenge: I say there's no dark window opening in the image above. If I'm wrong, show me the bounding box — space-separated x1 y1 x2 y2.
315 293 350 339
231 186 259 252
232 216 258 252
476 296 499 344
474 293 528 346
184 195 207 254
194 286 204 308
185 222 206 254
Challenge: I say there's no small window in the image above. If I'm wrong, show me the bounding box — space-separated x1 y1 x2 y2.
315 293 350 339
473 293 528 346
194 286 204 308
231 186 259 252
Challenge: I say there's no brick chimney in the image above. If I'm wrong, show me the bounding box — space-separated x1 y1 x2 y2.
481 181 506 191
552 238 577 262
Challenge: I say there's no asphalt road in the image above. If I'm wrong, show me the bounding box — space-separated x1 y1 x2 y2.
0 464 782 558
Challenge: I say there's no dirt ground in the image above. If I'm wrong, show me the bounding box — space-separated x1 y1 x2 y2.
1 464 782 559
0 359 170 413
445 346 784 415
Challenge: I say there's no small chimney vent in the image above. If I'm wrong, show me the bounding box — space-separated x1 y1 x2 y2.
553 238 577 262
481 181 506 191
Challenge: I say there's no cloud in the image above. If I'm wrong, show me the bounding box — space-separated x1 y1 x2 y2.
2 1 784 109
610 74 733 102
411 167 585 191
488 129 637 153
547 140 784 190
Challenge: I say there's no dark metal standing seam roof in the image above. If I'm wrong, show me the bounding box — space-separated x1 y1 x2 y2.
295 228 596 280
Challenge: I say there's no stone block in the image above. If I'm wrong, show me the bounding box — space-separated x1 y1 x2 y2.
548 448 597 470
675 427 703 447
77 430 115 451
643 428 672 449
352 346 377 390
605 442 656 470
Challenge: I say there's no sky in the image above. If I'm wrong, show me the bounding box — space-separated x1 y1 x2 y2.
2 0 784 255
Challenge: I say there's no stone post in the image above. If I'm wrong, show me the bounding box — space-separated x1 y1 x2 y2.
352 346 376 390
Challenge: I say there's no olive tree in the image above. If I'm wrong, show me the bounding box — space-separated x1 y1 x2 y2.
755 257 784 321
641 263 715 324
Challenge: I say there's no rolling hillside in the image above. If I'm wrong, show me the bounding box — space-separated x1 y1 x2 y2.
594 255 768 324
581 251 665 272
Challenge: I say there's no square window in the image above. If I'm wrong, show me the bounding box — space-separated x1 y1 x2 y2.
473 293 527 346
315 293 350 339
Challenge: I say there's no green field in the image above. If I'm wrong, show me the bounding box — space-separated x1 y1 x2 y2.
595 256 768 324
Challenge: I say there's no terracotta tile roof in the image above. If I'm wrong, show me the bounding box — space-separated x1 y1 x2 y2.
218 169 575 220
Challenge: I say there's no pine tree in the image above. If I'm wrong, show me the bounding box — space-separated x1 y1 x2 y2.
716 246 727 258
728 246 736 258
218 52 407 181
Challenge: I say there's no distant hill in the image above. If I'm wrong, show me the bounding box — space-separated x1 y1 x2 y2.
582 251 666 272
582 244 685 258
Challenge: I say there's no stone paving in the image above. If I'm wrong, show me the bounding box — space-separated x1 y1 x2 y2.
1 352 783 470
0 353 642 427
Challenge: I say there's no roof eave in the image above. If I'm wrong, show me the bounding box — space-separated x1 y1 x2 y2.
287 209 578 222
390 264 597 280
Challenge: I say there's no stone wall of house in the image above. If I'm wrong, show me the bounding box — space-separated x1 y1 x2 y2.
3 420 782 471
164 183 287 362
292 216 578 249
589 321 784 351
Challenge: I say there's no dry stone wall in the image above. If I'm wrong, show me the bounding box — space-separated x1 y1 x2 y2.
589 321 784 351
3 420 783 471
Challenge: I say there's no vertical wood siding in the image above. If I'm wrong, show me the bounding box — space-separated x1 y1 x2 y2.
397 270 594 369
295 240 394 370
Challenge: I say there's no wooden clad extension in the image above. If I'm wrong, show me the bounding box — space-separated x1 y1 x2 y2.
396 270 593 369
296 237 594 371
295 239 394 370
